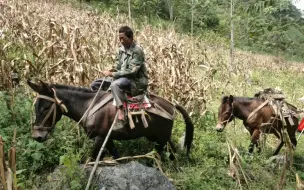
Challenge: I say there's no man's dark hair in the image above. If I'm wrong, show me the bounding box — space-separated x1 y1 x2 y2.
119 26 133 39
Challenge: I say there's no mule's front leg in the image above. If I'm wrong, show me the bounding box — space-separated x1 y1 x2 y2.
106 139 120 159
92 137 120 160
249 129 261 153
92 136 106 161
273 140 284 155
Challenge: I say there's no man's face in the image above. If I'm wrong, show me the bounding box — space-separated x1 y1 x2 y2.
119 33 132 48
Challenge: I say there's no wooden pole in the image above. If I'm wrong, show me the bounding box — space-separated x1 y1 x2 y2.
128 0 131 24
230 0 234 72
0 136 7 190
85 112 119 190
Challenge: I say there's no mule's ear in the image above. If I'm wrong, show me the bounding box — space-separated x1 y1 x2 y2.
27 80 43 93
229 95 234 103
27 80 52 94
39 80 53 95
221 92 225 98
221 95 228 103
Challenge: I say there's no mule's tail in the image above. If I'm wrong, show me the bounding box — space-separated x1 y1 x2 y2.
175 104 194 156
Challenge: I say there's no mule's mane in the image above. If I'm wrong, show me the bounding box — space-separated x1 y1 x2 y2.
221 95 264 104
50 84 96 93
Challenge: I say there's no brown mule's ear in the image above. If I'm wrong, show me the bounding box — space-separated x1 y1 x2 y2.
221 92 225 99
229 95 234 103
27 80 43 93
221 95 228 103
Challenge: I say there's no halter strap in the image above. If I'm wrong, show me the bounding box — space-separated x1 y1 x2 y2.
33 88 68 131
219 103 234 125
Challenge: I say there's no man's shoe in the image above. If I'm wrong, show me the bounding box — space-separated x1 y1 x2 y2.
113 120 124 130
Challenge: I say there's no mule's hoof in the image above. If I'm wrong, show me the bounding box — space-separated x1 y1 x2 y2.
292 144 296 150
112 154 120 160
169 153 175 161
186 155 192 162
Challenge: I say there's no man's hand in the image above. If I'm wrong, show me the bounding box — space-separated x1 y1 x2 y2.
102 70 113 77
108 68 117 72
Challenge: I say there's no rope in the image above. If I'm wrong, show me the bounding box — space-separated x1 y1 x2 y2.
297 128 304 141
73 77 106 142
75 77 105 125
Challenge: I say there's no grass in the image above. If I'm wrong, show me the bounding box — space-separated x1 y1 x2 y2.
2 71 304 190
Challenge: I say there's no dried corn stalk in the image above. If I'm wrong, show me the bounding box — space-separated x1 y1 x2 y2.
1 0 303 114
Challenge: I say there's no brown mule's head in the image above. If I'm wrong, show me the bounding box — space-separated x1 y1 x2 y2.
216 95 234 132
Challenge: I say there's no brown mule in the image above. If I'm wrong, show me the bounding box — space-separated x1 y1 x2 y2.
216 95 298 155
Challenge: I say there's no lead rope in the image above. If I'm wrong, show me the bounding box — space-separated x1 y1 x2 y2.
75 77 106 125
297 128 304 141
72 77 106 144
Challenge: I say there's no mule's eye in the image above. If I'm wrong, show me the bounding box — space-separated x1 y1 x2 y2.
221 112 230 119
41 107 49 112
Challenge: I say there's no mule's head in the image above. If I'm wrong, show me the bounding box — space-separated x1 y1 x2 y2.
27 80 66 142
216 95 234 132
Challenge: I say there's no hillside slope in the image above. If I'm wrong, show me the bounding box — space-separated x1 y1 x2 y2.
1 0 304 189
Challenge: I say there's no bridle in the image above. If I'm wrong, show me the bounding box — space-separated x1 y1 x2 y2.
32 88 68 131
219 103 235 126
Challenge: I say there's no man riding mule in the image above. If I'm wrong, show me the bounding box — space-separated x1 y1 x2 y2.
91 26 148 128
27 80 194 160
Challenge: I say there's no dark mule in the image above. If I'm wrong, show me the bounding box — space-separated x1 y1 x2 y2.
27 80 194 159
215 95 298 155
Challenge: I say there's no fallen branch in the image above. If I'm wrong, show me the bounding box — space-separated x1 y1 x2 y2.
226 138 251 189
86 151 164 174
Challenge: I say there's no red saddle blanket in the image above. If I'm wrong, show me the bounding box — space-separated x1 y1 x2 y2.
123 95 151 110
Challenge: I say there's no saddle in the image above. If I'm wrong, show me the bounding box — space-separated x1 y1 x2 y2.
88 92 174 130
253 88 297 126
122 94 151 109
113 93 151 129
89 79 174 129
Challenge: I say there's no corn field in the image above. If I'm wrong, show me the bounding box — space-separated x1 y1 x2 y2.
0 0 303 113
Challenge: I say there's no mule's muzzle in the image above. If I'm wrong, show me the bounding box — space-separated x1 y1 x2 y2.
33 136 47 142
215 123 224 132
32 127 49 142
